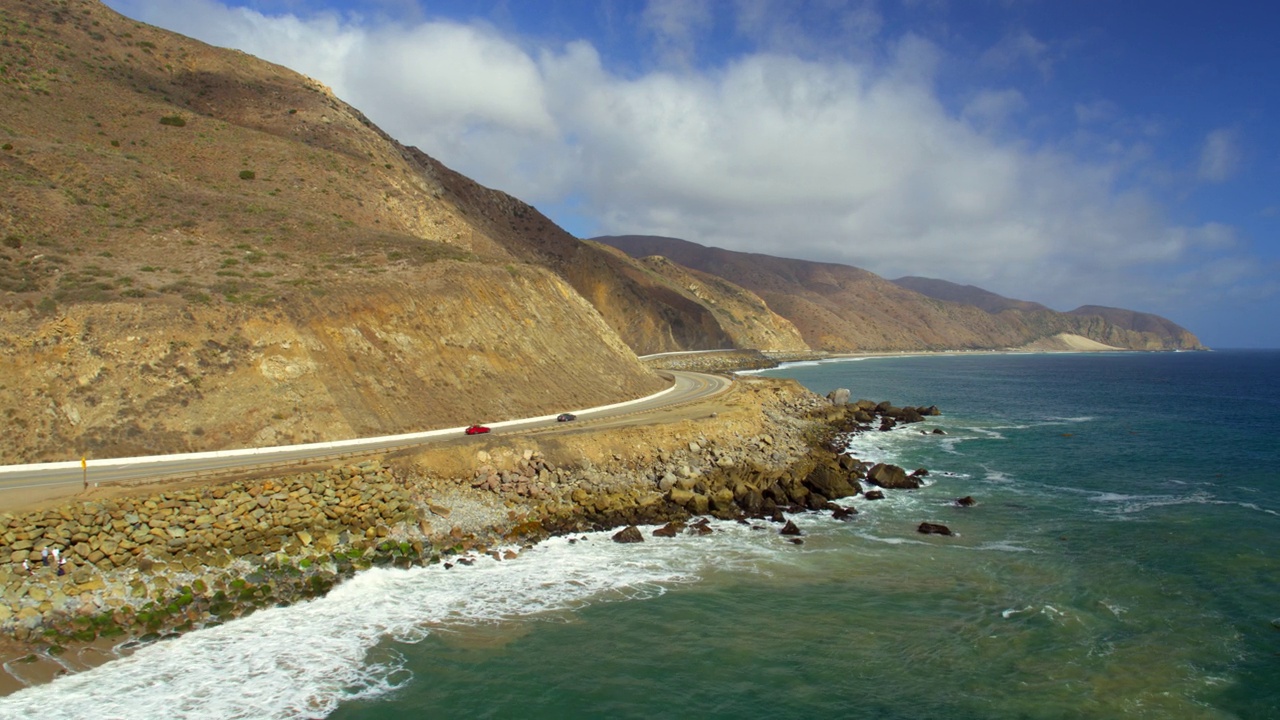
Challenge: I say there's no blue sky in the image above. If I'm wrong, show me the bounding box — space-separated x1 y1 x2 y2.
104 0 1279 347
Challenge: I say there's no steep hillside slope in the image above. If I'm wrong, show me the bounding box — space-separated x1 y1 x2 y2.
597 236 1205 352
1067 306 1204 349
0 0 667 463
893 276 1050 314
404 151 805 354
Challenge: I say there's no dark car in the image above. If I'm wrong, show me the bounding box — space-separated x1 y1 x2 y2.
465 425 491 435
556 413 576 422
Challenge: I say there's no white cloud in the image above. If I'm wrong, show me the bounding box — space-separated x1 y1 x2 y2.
980 29 1053 79
104 0 1269 320
963 89 1028 132
642 0 714 67
1198 127 1241 183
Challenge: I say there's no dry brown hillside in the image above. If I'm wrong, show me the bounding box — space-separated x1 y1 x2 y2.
402 149 808 355
596 236 1205 352
0 0 674 463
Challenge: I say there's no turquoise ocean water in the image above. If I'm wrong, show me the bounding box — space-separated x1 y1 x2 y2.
1 350 1276 719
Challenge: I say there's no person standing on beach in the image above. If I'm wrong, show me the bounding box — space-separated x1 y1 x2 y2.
21 559 30 575
41 548 49 566
57 557 66 577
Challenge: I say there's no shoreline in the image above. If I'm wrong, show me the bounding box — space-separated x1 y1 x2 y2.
0 376 941 697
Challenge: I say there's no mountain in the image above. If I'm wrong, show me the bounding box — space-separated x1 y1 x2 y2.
895 278 1204 350
892 276 1050 314
595 236 1206 352
0 0 691 463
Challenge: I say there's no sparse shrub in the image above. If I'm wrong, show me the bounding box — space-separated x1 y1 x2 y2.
158 115 186 127
1 143 12 151
238 170 255 180
3 235 19 249
36 296 55 313
110 139 119 147
287 108 297 115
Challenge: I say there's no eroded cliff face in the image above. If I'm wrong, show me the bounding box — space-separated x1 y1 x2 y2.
0 264 664 463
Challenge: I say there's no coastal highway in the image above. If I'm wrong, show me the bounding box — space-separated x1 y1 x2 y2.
0 370 732 500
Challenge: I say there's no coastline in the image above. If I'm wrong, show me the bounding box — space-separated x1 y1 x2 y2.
0 376 946 696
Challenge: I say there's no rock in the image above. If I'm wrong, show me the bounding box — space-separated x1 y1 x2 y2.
864 490 885 501
653 521 685 538
826 388 851 405
686 493 710 515
955 496 976 507
669 487 695 506
803 464 861 500
931 428 946 435
657 473 678 492
611 526 644 544
866 463 920 489
917 522 953 536
831 505 858 521
688 518 713 535
733 485 765 514
779 520 802 536
910 468 929 477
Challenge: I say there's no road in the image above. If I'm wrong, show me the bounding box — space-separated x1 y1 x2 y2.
0 371 731 501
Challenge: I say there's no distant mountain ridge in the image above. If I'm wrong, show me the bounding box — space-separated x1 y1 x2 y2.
892 276 1051 314
596 236 1206 352
894 277 1203 349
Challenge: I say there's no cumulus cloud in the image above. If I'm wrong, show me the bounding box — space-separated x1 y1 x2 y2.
105 0 1267 319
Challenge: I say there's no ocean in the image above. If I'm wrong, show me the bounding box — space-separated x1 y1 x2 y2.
1 350 1276 719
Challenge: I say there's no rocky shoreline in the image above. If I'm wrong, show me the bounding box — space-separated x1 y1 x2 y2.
0 377 948 694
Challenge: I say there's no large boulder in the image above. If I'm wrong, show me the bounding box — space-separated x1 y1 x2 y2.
803 464 862 500
831 504 858 521
898 407 924 424
826 388 851 405
733 484 766 514
917 522 953 536
653 521 685 537
866 463 920 489
612 526 644 543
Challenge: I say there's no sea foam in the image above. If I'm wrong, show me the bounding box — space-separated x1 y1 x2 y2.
0 521 809 720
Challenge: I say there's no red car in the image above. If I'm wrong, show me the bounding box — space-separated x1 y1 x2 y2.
465 425 491 435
